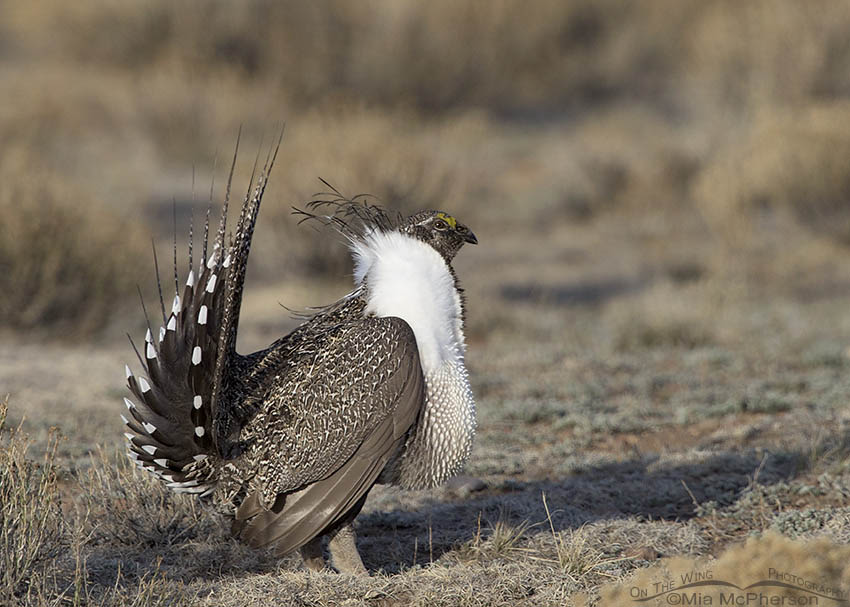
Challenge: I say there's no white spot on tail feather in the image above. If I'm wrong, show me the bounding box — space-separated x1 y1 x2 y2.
123 432 134 441
198 305 208 325
167 315 176 331
125 364 133 379
194 426 205 437
187 270 195 288
192 346 201 365
146 342 157 359
171 295 181 314
168 479 200 488
120 414 129 424
145 328 152 343
193 454 208 462
158 327 165 342
138 377 151 393
206 274 217 293
223 253 231 268
142 422 156 434
124 398 136 410
141 444 157 455
154 458 168 468
193 395 202 409
174 485 210 494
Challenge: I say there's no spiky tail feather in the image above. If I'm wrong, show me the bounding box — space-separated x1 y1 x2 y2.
123 130 282 496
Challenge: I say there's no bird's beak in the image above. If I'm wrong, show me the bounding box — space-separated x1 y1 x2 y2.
463 231 478 245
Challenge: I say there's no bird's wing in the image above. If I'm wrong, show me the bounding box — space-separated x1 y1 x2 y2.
123 132 281 488
231 315 425 556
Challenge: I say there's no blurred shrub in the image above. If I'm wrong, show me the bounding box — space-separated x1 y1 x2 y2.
694 103 850 246
682 1 850 107
32 0 615 113
14 0 848 117
9 0 696 116
607 282 716 352
0 153 148 337
252 109 475 280
617 319 714 352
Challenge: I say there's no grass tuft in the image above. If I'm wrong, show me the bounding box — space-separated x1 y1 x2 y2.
79 448 214 549
542 494 631 584
454 511 535 564
0 397 66 603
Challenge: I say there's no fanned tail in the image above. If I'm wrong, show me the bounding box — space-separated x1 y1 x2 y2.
210 132 282 448
122 131 282 495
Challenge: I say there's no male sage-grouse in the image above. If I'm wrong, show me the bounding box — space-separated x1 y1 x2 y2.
120 138 477 573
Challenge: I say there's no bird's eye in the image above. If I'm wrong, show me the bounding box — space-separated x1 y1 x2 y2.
434 219 448 231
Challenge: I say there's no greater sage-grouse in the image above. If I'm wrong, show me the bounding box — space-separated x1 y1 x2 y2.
121 140 477 573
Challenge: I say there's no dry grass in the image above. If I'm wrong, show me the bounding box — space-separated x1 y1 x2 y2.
454 512 535 565
542 495 631 584
1 387 837 606
0 397 64 603
0 146 148 338
79 448 213 549
601 532 850 606
0 397 248 606
695 103 850 247
1 0 694 115
15 0 849 116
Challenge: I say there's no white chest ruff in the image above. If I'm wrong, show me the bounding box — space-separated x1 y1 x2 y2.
352 231 465 373
351 231 476 487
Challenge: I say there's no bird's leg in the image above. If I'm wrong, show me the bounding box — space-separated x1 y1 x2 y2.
300 536 326 572
327 522 367 575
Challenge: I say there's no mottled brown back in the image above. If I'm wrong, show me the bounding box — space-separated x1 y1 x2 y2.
227 314 425 555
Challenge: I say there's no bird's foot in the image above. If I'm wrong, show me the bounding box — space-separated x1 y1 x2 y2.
328 523 368 575
300 537 327 572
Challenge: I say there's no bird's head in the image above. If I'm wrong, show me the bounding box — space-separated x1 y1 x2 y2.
295 196 477 263
399 210 477 262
